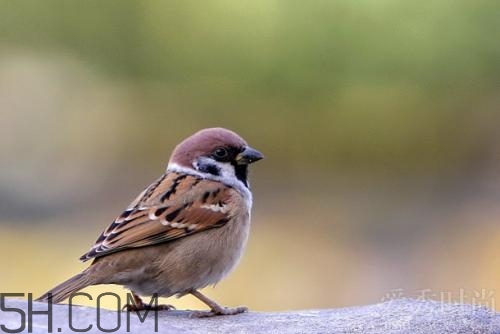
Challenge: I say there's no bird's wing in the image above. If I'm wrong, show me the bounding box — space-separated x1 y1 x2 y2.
80 172 236 261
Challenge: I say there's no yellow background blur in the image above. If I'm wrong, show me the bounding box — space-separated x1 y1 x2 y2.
1 1 499 311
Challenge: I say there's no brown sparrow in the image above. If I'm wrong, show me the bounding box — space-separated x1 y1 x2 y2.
37 127 263 317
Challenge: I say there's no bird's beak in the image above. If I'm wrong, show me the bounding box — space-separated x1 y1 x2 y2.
236 146 264 165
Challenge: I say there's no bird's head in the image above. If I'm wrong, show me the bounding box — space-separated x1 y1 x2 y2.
168 128 263 188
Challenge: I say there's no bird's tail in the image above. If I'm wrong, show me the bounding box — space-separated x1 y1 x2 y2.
36 272 93 304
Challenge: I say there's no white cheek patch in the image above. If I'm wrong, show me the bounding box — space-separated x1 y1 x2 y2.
216 162 237 180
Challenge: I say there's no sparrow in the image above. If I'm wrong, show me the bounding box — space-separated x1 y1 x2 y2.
36 127 263 317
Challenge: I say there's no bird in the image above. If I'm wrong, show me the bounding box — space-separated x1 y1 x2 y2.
36 127 263 317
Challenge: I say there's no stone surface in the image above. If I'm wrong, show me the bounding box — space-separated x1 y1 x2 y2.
0 298 499 333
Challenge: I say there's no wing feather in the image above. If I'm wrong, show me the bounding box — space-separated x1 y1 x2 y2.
80 172 235 261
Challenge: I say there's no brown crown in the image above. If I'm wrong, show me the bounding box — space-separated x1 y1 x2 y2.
169 128 248 167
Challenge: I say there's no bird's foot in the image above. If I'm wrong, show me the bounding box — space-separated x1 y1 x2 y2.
189 306 248 318
188 289 248 317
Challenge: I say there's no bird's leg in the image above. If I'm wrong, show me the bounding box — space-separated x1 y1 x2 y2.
122 291 175 311
189 290 248 318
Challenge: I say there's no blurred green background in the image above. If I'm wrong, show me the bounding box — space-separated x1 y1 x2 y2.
1 0 499 311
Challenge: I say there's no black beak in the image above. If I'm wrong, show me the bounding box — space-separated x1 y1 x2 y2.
235 146 264 165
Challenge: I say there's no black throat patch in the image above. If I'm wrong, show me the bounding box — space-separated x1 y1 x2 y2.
234 164 249 188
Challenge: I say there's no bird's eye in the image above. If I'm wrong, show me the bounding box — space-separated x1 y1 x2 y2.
213 147 228 159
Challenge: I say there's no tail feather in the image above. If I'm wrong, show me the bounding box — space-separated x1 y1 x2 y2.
36 272 92 303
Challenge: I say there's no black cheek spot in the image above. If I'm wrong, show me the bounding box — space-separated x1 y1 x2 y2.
198 161 221 176
206 165 220 176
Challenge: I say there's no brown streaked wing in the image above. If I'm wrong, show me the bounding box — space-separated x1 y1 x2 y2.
80 172 234 261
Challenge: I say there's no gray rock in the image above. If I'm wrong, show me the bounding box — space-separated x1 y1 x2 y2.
0 298 498 333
